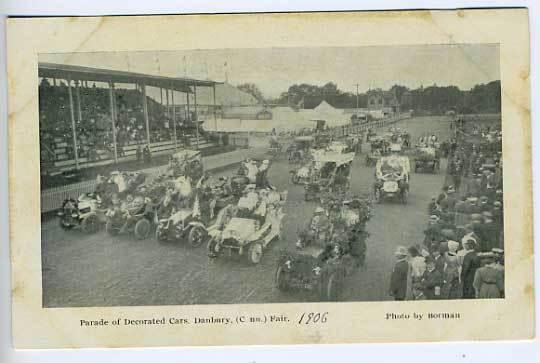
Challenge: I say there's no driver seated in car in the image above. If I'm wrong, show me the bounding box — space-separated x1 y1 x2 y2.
237 184 259 218
308 206 332 246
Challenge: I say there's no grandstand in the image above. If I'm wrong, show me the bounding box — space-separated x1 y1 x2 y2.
38 63 223 184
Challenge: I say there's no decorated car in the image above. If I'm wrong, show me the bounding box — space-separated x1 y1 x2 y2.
57 193 107 233
414 146 440 173
304 152 354 202
373 145 410 204
275 197 371 301
207 189 287 264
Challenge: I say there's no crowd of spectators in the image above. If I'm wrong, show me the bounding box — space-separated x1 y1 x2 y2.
390 120 504 301
39 78 201 165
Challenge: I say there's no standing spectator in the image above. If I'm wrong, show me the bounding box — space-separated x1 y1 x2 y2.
473 253 505 298
442 240 461 299
389 246 409 301
421 257 443 300
460 239 480 299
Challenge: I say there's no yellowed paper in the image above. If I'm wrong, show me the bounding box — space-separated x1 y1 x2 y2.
7 9 533 348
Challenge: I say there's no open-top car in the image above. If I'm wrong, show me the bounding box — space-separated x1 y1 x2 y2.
414 146 440 173
304 152 354 202
207 189 287 264
155 204 207 247
57 171 146 233
105 195 158 239
290 161 314 185
275 197 371 301
57 193 107 233
167 149 202 178
374 146 410 204
287 136 314 164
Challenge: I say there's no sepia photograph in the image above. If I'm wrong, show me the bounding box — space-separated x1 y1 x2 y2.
39 45 504 307
6 9 533 348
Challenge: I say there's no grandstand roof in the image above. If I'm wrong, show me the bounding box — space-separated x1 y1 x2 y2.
38 62 221 93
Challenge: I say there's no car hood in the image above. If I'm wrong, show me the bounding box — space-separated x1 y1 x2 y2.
222 218 257 242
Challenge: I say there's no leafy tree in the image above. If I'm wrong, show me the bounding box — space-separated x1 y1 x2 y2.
236 83 265 103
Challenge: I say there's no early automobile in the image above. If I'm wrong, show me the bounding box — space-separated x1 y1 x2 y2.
290 161 313 185
373 146 410 204
275 198 371 301
57 193 107 233
155 205 207 247
304 152 354 202
287 136 314 164
414 147 440 173
207 190 287 264
105 195 158 239
167 149 203 179
57 171 145 233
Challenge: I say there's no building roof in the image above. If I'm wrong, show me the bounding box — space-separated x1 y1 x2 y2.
38 62 221 93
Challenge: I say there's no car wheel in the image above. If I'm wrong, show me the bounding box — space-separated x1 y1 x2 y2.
59 218 74 230
247 242 263 265
134 219 151 240
188 225 206 248
275 265 290 291
155 225 168 242
401 188 409 205
81 214 100 234
105 220 119 236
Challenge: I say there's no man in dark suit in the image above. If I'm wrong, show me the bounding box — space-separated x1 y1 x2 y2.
389 246 409 301
461 239 480 298
421 257 443 300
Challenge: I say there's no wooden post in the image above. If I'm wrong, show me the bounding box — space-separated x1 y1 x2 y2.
171 86 177 150
186 87 191 121
67 78 79 169
75 80 83 123
166 88 170 118
109 81 118 163
193 83 199 149
142 83 151 146
213 83 217 131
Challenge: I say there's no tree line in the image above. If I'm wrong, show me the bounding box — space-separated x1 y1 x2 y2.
236 80 501 115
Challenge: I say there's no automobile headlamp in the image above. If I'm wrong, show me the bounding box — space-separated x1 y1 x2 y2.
312 266 322 276
285 260 292 270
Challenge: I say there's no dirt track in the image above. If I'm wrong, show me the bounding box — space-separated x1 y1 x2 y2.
42 116 453 307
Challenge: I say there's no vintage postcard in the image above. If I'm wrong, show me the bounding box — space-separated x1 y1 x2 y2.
6 9 533 348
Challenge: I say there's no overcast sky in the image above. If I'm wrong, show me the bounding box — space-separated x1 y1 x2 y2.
40 44 499 99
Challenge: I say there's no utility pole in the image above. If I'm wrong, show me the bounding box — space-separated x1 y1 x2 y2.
354 83 360 113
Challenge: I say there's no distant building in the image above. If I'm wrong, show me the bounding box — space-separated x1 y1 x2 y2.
367 89 400 115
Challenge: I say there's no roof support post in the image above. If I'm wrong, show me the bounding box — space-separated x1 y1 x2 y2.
213 83 217 131
67 78 80 169
108 81 118 163
142 83 151 147
75 80 83 124
171 86 177 151
186 87 190 121
193 83 199 149
165 88 170 118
